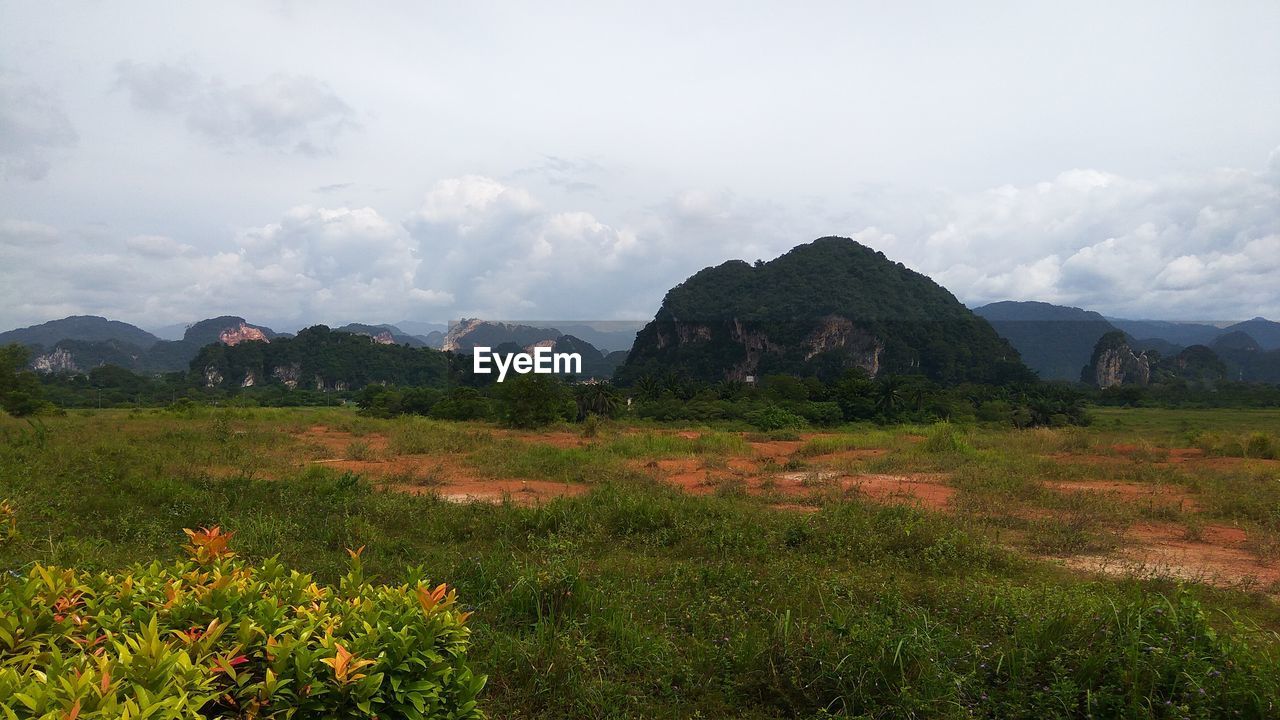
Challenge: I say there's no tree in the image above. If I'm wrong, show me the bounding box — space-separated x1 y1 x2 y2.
0 344 46 416
574 382 623 420
497 375 574 428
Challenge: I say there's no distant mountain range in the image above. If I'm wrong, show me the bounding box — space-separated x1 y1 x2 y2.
3 260 1277 387
972 301 1280 383
0 314 624 383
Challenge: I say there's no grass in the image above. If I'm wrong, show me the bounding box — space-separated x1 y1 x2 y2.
2 408 1280 718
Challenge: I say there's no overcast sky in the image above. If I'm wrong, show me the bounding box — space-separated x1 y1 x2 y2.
2 0 1278 332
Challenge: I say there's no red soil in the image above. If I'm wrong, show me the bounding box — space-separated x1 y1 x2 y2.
1065 522 1280 590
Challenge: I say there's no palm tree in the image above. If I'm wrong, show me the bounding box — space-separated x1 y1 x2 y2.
874 377 903 417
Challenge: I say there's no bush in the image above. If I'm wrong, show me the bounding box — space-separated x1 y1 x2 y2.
497 375 575 429
746 405 808 431
0 528 485 719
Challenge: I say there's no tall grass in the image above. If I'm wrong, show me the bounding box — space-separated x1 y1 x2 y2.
3 408 1280 718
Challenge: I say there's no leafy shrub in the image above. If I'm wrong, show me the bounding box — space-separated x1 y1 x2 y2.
746 405 808 431
0 528 485 719
496 375 575 429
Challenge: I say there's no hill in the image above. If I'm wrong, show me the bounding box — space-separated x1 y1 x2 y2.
620 237 1032 385
191 325 449 390
443 320 562 353
1106 318 1224 348
336 323 428 347
0 315 159 350
972 301 1116 381
1222 317 1280 351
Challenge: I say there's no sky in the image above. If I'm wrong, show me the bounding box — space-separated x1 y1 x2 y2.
1 0 1278 332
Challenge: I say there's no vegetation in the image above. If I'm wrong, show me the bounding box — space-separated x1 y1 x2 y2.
0 527 483 719
621 237 1034 385
3 407 1280 718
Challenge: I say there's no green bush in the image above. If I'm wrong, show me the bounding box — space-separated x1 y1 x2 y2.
0 528 485 719
746 405 808 431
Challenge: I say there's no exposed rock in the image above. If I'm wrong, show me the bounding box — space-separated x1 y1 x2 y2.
802 315 884 376
241 370 258 388
371 331 395 345
203 365 224 388
219 323 270 346
272 363 301 389
31 347 78 373
1084 331 1151 388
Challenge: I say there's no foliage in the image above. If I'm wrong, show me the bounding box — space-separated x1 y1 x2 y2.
496 375 575 428
0 345 47 417
0 527 484 719
745 404 807 431
620 237 1036 385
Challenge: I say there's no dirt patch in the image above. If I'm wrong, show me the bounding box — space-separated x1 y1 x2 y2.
846 473 955 510
1044 479 1199 512
1062 522 1280 590
299 425 390 457
749 440 805 463
392 478 588 505
805 448 887 465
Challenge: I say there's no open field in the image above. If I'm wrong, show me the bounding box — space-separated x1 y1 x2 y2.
3 407 1280 717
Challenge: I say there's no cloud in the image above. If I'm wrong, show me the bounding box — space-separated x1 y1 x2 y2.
3 150 1280 332
126 234 192 258
114 61 356 154
0 74 77 180
871 157 1280 320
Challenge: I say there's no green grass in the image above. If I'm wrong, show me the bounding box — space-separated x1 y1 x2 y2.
2 408 1280 718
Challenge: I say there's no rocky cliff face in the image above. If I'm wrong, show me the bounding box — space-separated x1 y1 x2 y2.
31 347 78 373
219 323 270 346
1084 331 1151 387
1093 346 1150 388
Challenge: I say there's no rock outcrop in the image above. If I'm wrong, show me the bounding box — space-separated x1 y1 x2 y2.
1083 331 1151 387
219 323 270 346
31 347 78 373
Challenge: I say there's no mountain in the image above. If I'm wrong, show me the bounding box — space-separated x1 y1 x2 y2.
1221 317 1280 351
336 323 428 348
1082 331 1151 387
1105 318 1224 348
0 315 159 350
393 320 448 337
620 237 1033 385
972 301 1116 381
192 325 448 390
442 320 562 353
1211 332 1280 383
178 316 277 347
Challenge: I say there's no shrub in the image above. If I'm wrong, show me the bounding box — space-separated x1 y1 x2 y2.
0 528 485 719
746 405 808 431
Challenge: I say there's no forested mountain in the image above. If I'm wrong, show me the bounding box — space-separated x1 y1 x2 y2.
442 320 562 352
1106 318 1224 348
1222 317 1280 351
336 323 429 347
0 315 159 349
192 325 449 390
973 301 1116 381
620 237 1032 385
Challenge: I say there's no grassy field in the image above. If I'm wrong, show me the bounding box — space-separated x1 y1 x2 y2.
3 407 1280 718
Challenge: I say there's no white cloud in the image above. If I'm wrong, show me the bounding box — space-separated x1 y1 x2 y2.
126 234 192 258
114 61 356 154
3 149 1280 333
